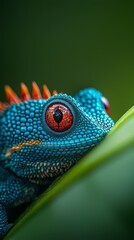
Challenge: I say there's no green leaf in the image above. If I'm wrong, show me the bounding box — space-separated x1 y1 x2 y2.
5 107 134 240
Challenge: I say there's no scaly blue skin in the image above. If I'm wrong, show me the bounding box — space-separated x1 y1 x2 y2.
0 88 114 238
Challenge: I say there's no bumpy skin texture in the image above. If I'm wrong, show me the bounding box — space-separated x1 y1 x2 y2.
0 88 114 238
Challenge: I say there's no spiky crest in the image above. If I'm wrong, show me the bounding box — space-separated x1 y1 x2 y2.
0 82 57 111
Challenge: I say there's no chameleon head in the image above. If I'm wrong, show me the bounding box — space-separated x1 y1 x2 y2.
1 89 114 180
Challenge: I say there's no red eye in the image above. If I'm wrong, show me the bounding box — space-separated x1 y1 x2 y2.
45 102 73 132
101 96 111 115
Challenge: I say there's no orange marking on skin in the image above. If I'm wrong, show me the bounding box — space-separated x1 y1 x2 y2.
43 84 51 99
5 139 41 157
52 90 58 96
4 85 21 104
20 83 31 101
32 82 42 99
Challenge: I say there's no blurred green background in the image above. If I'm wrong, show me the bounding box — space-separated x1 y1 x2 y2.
0 0 134 121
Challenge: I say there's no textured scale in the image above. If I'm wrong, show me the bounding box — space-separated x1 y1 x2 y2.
0 82 114 238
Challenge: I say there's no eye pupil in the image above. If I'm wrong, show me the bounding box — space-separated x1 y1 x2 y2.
45 102 74 133
53 109 63 124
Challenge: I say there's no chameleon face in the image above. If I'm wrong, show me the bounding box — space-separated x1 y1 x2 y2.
0 86 114 181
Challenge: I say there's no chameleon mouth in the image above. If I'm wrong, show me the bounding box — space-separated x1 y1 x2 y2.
5 136 101 159
5 130 106 159
35 135 105 152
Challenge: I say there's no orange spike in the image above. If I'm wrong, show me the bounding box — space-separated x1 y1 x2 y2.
0 103 3 111
43 84 51 99
52 90 58 96
0 102 8 111
32 82 42 99
4 85 21 104
20 83 31 101
0 103 4 111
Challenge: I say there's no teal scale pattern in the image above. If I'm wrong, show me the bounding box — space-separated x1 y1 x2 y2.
0 88 114 238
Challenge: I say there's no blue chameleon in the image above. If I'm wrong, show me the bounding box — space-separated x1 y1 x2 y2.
0 82 114 238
